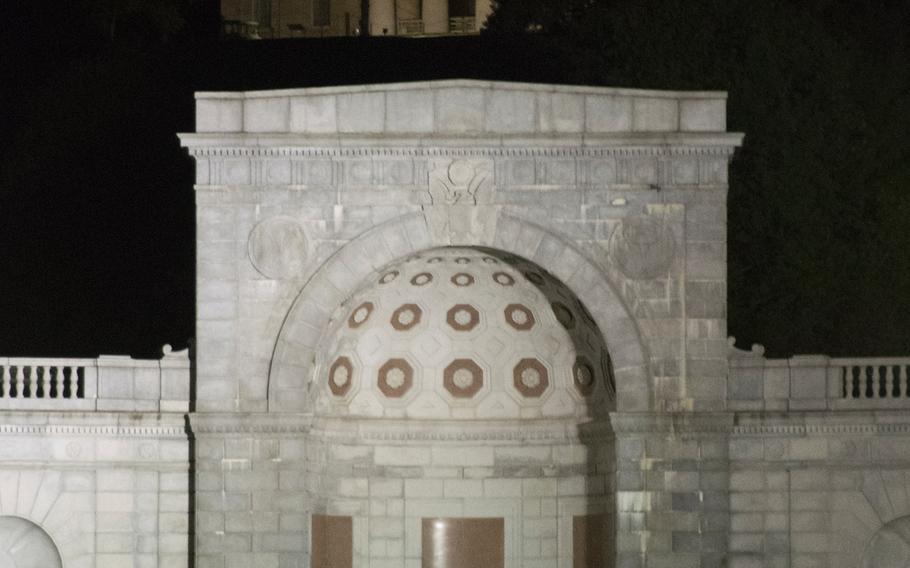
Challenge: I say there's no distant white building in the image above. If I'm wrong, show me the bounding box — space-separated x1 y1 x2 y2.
3 79 910 567
221 0 493 38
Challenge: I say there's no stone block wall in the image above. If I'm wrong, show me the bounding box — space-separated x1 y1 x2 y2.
0 411 190 567
612 414 731 568
306 418 614 568
727 412 910 568
190 414 312 568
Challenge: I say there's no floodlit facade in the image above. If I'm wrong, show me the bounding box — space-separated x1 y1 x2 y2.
221 0 493 38
2 79 910 567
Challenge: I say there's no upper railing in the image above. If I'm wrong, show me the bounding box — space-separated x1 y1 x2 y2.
398 18 424 35
728 339 910 411
0 346 190 413
448 17 476 34
832 357 910 408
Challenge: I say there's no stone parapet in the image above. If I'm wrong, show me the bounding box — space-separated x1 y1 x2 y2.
728 340 910 411
0 346 191 412
191 79 733 137
0 411 191 567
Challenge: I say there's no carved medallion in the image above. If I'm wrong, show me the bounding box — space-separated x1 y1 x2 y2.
410 272 434 286
513 358 549 398
450 273 475 287
573 357 596 396
443 359 484 398
248 217 308 279
504 304 535 331
329 357 354 397
608 214 676 279
427 159 493 205
379 270 400 284
492 272 515 286
348 302 375 329
446 304 480 332
551 302 575 330
391 304 423 331
378 359 414 398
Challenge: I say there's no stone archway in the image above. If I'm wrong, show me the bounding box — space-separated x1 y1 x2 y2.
267 208 650 413
0 516 62 568
863 515 910 568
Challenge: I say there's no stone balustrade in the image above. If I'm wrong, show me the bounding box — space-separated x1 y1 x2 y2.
0 346 190 412
728 339 910 410
833 357 910 407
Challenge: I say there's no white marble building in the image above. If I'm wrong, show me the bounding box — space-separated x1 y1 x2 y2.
2 80 909 567
221 0 493 38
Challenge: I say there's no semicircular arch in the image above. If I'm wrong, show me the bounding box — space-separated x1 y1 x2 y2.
0 516 63 568
267 210 650 412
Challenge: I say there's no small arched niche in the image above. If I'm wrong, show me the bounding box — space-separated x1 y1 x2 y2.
863 515 910 568
0 516 62 568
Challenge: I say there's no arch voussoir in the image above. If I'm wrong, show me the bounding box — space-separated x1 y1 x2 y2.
268 211 651 412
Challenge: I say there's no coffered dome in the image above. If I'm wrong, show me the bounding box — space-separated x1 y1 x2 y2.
312 247 615 420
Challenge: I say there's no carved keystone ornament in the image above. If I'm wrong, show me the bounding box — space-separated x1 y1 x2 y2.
427 159 493 205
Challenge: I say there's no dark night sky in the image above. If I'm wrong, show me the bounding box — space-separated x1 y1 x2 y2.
2 1 908 359
0 4 575 359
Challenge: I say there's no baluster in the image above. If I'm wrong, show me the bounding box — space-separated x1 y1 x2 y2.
69 367 78 399
62 367 72 399
874 366 883 398
41 365 54 398
0 366 7 397
57 365 66 398
50 366 60 398
35 366 43 398
885 366 895 398
849 366 859 399
76 367 84 398
902 365 909 398
13 367 24 398
863 366 873 398
42 365 54 398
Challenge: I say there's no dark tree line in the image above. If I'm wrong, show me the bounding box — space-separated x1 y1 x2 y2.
485 0 910 357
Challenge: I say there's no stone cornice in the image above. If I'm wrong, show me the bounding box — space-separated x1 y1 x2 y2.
194 79 728 100
310 417 614 443
732 422 910 436
188 413 615 442
179 138 742 157
0 424 187 437
732 410 910 436
609 412 736 434
0 412 188 438
189 412 313 434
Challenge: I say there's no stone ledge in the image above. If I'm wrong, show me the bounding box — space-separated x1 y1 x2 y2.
191 80 733 136
179 133 744 151
0 411 188 437
610 411 735 434
188 412 314 434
